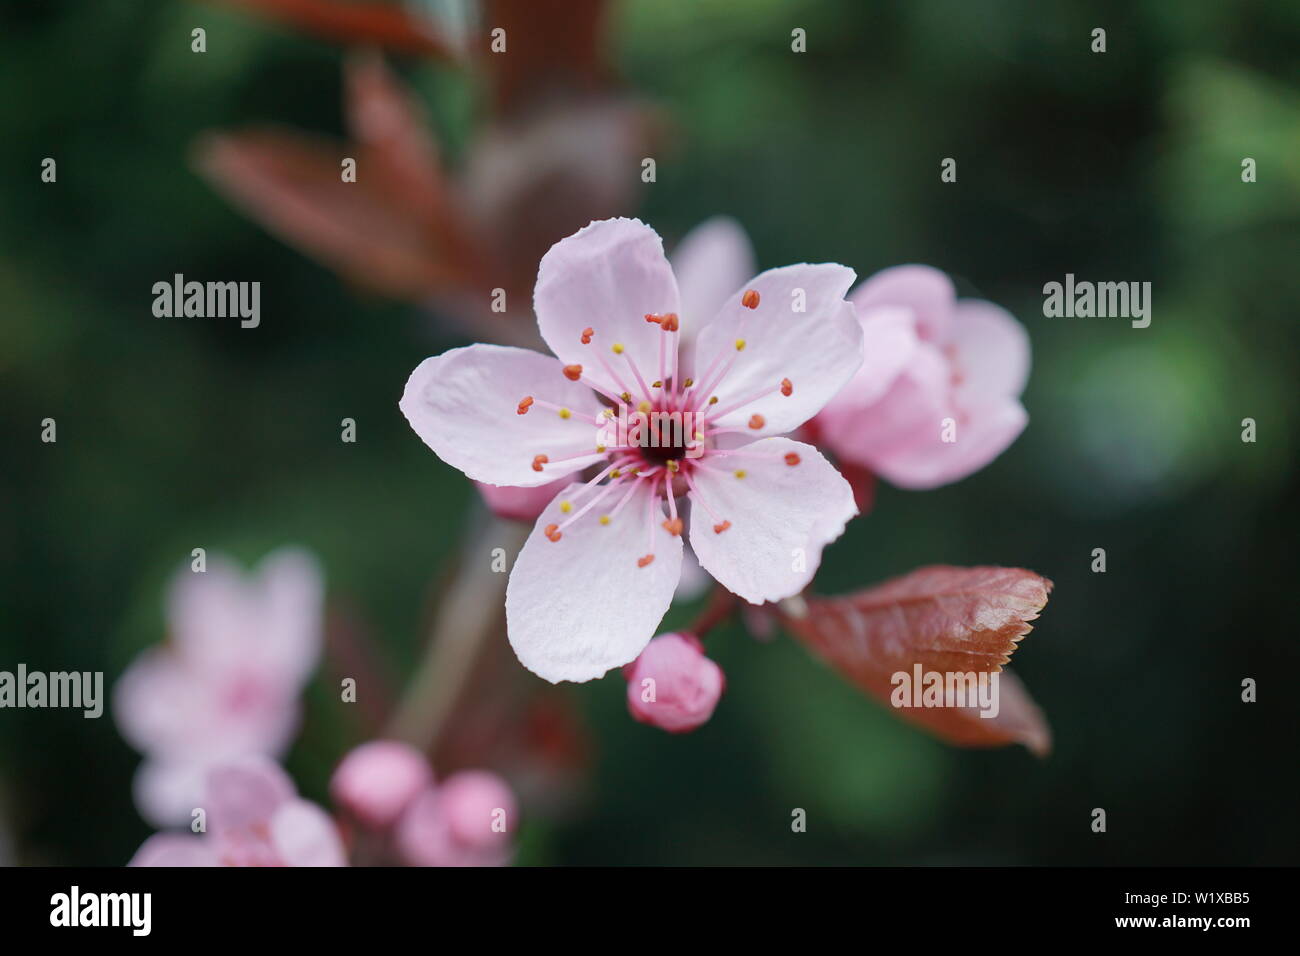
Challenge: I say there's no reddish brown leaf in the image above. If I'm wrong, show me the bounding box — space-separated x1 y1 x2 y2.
193 127 456 296
482 0 613 114
214 0 457 59
780 565 1053 756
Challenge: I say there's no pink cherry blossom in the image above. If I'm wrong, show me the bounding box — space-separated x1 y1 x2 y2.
113 548 324 826
396 771 517 867
815 265 1030 489
129 757 346 867
623 632 725 733
330 740 433 830
401 218 861 683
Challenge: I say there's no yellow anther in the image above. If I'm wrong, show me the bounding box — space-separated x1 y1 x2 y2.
596 444 607 453
611 468 622 478
684 378 694 387
735 339 746 351
734 469 747 479
652 380 663 388
559 408 571 420
599 516 611 526
708 396 719 405
612 343 625 355
621 392 632 402
560 501 572 514
667 460 679 473
637 401 651 414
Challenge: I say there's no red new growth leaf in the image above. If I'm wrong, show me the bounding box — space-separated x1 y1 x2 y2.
781 565 1053 756
214 0 457 59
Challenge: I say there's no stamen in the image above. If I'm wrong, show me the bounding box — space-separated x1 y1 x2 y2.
735 339 746 351
531 454 548 472
784 452 801 466
734 469 747 479
560 501 572 514
682 469 730 535
662 518 684 536
517 396 534 415
742 290 760 309
781 378 793 396
529 398 602 426
637 554 655 568
581 327 593 344
563 364 583 381
544 523 562 543
748 414 765 430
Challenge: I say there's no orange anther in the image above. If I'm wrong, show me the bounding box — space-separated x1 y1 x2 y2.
531 454 548 472
784 452 801 466
780 378 793 397
563 364 583 381
748 414 765 430
661 517 684 536
544 523 562 542
517 396 534 415
713 520 731 534
580 327 594 344
742 290 760 309
637 554 655 568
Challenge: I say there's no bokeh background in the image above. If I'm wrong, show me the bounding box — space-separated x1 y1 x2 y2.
2 0 1297 865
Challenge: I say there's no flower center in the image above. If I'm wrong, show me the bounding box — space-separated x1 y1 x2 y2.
517 288 804 567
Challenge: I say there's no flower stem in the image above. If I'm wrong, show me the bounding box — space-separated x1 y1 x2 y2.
386 504 529 754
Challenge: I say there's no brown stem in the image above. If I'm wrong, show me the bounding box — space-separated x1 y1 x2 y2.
385 505 528 754
688 585 739 639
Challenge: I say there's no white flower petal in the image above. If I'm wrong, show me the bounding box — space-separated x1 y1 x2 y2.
688 438 856 604
401 343 609 487
692 264 862 437
505 480 682 682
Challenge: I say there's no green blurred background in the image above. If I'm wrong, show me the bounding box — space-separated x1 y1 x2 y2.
2 0 1297 865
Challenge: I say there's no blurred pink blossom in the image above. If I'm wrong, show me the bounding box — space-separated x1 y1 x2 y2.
623 633 724 733
396 770 517 867
130 757 346 867
330 740 432 830
815 265 1030 489
400 217 861 683
113 548 324 826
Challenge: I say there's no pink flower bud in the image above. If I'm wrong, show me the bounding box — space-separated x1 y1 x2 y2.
396 770 516 867
474 478 569 523
623 633 725 733
330 740 432 830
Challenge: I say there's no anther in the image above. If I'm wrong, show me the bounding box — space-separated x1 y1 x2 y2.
748 414 765 429
599 516 611 526
544 523 562 543
558 408 571 420
637 401 651 414
531 454 548 472
517 396 534 415
666 460 679 473
734 470 746 479
784 452 801 466
560 501 573 514
580 327 594 344
742 290 760 309
684 378 694 388
662 518 684 536
637 554 655 568
612 343 625 355
563 364 583 381
735 339 746 351
780 378 793 396
713 520 732 534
